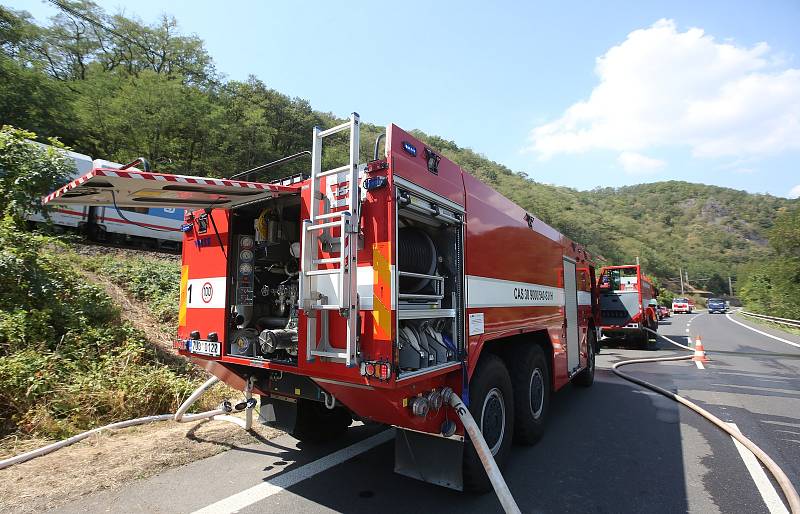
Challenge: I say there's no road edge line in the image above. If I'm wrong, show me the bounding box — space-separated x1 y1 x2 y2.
727 423 789 514
725 313 800 349
191 429 395 514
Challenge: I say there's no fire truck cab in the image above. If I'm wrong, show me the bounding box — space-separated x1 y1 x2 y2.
45 114 599 491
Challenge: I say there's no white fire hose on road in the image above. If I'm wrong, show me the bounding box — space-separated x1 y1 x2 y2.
442 387 522 514
619 328 800 514
0 375 256 471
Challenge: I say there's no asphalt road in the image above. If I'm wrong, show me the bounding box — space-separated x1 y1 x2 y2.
54 311 800 514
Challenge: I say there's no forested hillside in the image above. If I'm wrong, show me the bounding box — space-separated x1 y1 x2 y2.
1 2 796 297
415 133 793 292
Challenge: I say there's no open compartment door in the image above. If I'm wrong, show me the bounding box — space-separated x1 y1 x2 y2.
43 168 299 209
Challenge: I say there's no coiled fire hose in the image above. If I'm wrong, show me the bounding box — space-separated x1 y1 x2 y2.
442 387 522 514
0 375 256 471
619 329 800 514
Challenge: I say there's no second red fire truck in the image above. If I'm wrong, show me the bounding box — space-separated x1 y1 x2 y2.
597 264 659 348
45 114 599 491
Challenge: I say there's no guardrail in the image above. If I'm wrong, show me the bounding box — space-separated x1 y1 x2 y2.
740 310 800 328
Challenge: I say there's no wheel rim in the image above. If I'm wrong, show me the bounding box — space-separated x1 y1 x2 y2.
529 369 545 420
480 388 506 455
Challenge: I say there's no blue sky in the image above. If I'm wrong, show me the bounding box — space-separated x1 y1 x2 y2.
14 0 800 198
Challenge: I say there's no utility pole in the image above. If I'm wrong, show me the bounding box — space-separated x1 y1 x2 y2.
728 276 734 297
679 267 684 295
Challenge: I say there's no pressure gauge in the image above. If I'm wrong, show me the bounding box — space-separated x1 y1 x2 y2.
240 249 254 261
239 263 253 275
240 236 254 249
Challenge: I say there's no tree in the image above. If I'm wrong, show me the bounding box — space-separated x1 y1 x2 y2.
72 70 222 174
769 206 800 258
0 126 73 224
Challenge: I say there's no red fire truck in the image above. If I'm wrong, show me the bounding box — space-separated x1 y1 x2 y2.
44 115 598 491
597 264 658 348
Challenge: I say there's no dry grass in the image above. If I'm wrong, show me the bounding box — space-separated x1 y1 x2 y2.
0 416 283 513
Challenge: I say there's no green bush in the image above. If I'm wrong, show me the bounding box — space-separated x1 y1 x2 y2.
79 254 181 327
739 206 800 319
0 220 203 439
0 125 72 224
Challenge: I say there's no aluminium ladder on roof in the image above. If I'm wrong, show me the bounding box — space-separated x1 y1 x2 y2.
299 113 360 366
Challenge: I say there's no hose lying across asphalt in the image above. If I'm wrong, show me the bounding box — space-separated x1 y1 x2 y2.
615 328 800 514
0 375 255 471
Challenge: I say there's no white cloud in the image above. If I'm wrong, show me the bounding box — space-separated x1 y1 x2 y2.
527 19 800 161
788 184 800 199
617 151 666 174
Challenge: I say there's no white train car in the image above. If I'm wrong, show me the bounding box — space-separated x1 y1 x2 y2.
28 150 184 249
88 159 184 248
27 148 94 228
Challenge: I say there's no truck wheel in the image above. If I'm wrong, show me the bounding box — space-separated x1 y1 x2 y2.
292 399 352 443
509 345 550 447
574 331 595 387
638 322 653 350
463 353 515 492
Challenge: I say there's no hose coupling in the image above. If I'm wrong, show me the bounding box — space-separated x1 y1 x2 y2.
440 387 455 405
322 391 336 410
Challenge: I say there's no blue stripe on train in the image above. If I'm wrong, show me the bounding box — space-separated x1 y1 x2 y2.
147 208 186 220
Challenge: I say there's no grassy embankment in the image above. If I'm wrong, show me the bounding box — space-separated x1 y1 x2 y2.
0 222 228 452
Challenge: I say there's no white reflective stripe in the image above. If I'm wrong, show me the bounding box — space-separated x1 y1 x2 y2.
315 265 393 310
577 291 592 306
186 277 227 309
466 275 564 308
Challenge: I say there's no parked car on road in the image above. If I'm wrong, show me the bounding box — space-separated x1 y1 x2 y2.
707 298 728 314
657 305 670 319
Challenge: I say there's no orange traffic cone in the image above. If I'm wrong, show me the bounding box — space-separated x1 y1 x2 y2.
693 335 709 362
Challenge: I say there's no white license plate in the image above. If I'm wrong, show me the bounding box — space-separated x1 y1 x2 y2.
189 340 221 357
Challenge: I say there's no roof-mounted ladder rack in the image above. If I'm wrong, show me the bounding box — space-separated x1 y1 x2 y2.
299 113 360 366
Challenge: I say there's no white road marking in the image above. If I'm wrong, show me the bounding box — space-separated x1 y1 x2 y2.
727 423 789 514
686 329 690 333
192 430 394 514
725 313 800 349
695 361 705 370
192 429 394 514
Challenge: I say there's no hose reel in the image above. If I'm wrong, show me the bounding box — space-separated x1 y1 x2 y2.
398 226 438 293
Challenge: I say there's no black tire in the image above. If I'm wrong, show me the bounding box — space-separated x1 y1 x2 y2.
292 399 352 443
592 326 601 355
463 353 515 493
509 345 551 447
637 327 651 350
574 330 595 387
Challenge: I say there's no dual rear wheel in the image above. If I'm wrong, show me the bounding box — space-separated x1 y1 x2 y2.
464 338 596 491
